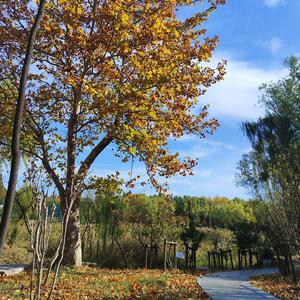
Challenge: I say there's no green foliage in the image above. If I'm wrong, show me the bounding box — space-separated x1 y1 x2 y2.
181 215 206 249
203 227 235 251
5 178 264 268
260 56 300 126
7 226 19 246
208 197 255 228
233 221 260 250
125 194 177 248
11 185 36 221
173 195 267 261
173 195 256 230
173 196 208 221
4 192 264 268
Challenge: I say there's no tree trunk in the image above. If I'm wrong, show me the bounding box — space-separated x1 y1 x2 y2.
0 0 47 255
63 88 81 266
62 199 82 266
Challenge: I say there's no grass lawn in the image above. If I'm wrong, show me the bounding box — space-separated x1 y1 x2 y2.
0 267 209 299
251 273 300 300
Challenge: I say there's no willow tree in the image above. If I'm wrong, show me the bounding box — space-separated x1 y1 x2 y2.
0 0 225 266
237 57 300 280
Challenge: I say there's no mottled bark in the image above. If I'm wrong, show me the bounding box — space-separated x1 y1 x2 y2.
62 198 82 266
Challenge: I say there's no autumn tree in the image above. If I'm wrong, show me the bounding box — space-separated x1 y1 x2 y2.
0 0 225 266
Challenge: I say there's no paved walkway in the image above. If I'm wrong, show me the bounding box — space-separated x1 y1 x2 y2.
0 264 27 276
197 268 279 300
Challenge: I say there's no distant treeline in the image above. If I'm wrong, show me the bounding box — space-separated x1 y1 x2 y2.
1 187 269 268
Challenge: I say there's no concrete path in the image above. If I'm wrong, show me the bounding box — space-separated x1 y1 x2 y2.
0 264 27 276
197 268 279 300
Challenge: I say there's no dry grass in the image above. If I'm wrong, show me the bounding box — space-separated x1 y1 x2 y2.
0 267 209 299
251 273 300 300
0 223 31 265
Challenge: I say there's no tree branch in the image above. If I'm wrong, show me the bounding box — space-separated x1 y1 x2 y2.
78 135 112 178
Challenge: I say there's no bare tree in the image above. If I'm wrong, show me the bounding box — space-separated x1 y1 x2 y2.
23 164 79 299
27 173 55 300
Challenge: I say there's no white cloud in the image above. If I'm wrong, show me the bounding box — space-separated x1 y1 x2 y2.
203 140 236 151
168 169 212 185
260 37 283 54
264 0 286 7
202 54 286 120
177 138 236 160
166 167 247 198
177 135 235 150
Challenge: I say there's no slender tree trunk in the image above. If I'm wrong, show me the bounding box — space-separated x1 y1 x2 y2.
114 238 127 268
287 246 297 283
0 0 47 255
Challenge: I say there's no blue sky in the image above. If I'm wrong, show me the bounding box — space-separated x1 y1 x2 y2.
91 0 299 199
